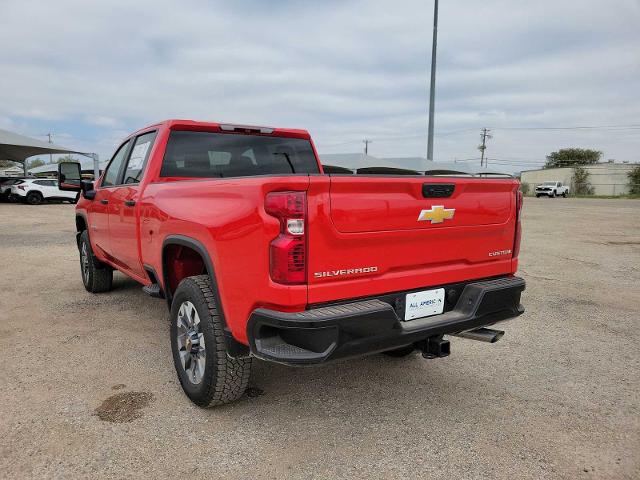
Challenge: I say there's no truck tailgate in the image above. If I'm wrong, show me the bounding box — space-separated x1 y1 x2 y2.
307 176 519 304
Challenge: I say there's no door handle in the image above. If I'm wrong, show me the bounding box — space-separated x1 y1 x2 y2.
124 200 136 207
100 199 109 205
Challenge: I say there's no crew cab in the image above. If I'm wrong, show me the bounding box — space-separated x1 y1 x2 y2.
10 178 78 204
535 181 569 198
59 119 525 407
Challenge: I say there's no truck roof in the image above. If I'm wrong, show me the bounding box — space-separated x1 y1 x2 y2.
129 119 311 139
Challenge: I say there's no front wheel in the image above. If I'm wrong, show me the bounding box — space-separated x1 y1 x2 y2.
78 230 113 293
170 275 252 407
549 191 556 198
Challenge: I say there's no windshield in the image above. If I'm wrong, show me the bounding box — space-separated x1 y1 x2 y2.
161 131 320 178
543 181 557 186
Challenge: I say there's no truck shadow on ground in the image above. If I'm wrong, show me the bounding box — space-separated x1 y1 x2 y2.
227 351 488 418
108 275 496 418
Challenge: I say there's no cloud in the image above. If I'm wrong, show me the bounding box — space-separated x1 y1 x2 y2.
0 0 639 169
86 116 121 128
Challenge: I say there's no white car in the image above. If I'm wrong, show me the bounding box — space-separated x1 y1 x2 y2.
535 181 569 198
10 178 78 205
1 179 25 200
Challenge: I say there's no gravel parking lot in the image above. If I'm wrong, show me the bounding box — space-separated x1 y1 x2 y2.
0 198 638 479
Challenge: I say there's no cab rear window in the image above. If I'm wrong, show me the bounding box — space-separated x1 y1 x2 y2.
160 131 319 178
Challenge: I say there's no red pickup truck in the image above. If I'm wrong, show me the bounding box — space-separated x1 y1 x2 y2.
59 119 525 407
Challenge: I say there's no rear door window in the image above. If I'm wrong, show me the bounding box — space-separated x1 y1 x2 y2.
160 131 319 178
122 131 157 185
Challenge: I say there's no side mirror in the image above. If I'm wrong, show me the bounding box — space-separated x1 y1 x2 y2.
58 162 82 191
81 180 96 200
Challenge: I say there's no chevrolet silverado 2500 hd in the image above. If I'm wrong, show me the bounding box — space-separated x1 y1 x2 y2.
535 181 569 198
59 119 525 407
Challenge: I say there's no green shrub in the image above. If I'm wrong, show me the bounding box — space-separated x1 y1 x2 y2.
627 166 640 195
571 167 594 195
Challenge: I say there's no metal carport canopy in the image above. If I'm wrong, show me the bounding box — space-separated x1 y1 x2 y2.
0 128 90 176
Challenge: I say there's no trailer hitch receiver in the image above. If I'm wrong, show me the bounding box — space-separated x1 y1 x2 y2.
419 336 450 359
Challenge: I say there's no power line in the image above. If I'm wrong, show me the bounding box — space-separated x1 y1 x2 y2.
488 124 640 131
317 123 640 152
319 128 481 149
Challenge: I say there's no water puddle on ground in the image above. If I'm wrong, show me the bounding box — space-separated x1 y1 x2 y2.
94 391 153 423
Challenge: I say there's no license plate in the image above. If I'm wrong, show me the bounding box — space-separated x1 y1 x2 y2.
404 288 445 321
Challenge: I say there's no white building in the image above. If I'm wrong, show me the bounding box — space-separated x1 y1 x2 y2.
0 165 24 177
521 163 638 196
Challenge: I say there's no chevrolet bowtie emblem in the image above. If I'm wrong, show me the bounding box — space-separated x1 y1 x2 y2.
417 205 455 224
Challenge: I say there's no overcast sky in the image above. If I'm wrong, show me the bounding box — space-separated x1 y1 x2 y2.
1 0 639 172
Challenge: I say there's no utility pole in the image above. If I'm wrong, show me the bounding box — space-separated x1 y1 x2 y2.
363 139 372 156
426 0 439 162
46 133 53 164
478 128 492 167
91 153 100 180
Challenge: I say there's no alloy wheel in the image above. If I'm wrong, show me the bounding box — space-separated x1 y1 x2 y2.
176 301 207 384
81 242 90 285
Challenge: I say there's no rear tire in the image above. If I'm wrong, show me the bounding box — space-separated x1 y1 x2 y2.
170 275 252 407
383 345 417 357
562 191 568 198
26 191 43 205
79 230 113 293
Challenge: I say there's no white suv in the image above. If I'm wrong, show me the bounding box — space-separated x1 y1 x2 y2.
10 178 78 205
1 178 25 201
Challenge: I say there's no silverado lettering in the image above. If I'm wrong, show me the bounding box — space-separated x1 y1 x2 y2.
314 266 379 278
58 119 526 408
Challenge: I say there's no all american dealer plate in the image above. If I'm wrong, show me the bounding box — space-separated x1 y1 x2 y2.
404 288 445 321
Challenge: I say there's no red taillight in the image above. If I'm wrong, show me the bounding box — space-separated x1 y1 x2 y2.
513 189 523 258
265 191 306 284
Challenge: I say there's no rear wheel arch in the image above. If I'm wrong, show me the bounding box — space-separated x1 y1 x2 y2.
161 235 248 356
162 236 212 302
